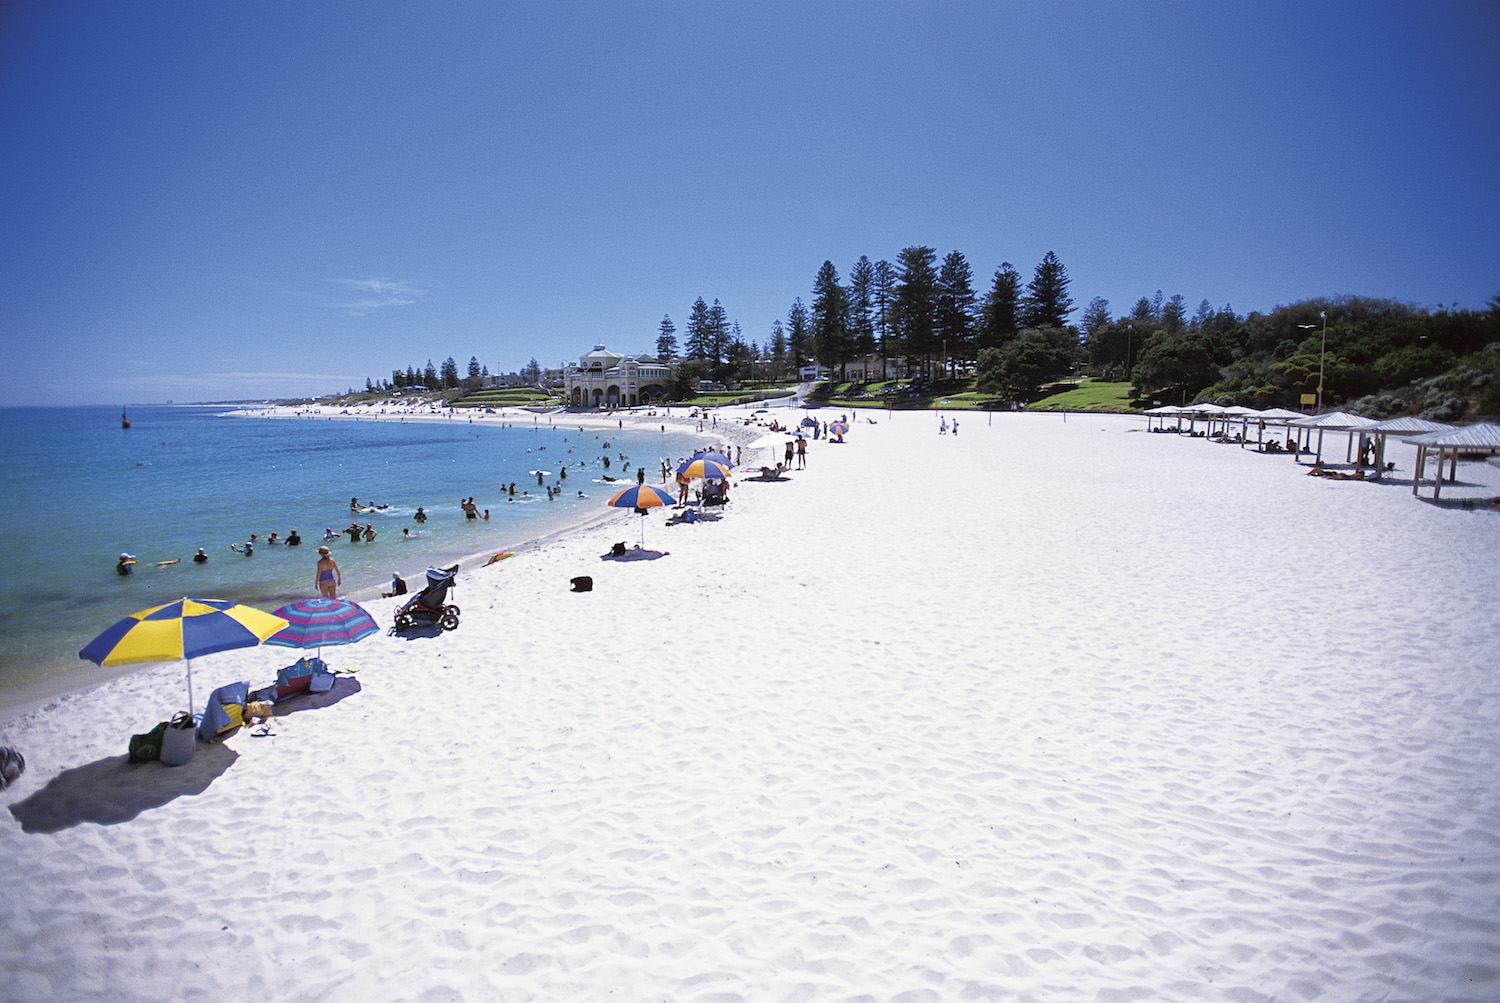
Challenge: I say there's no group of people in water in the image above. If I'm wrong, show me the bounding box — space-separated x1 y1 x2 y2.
116 527 307 573
229 529 305 556
115 434 643 577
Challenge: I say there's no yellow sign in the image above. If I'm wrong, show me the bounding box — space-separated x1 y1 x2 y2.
1300 393 1317 405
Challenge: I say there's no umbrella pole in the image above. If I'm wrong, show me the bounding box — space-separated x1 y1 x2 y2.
185 658 194 718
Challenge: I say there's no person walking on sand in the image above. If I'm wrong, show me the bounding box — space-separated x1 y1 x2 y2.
315 546 341 597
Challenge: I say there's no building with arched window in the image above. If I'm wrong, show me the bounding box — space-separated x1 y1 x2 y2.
562 345 673 408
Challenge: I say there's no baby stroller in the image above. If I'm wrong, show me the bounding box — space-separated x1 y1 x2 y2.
392 564 460 632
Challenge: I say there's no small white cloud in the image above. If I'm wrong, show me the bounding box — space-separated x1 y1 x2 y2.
329 278 427 316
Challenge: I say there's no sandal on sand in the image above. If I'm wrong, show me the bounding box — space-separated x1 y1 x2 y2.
251 725 276 738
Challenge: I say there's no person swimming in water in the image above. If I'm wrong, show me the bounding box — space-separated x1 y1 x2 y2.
193 548 208 563
414 506 427 523
286 529 301 546
323 527 339 541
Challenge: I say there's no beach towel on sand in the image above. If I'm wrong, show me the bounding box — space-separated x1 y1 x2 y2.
197 681 250 740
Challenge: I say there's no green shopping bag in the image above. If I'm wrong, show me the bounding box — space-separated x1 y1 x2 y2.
128 721 169 763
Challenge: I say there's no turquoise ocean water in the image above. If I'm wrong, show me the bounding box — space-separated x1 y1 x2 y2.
0 405 702 701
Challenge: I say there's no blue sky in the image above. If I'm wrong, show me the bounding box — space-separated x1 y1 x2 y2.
2 1 1497 405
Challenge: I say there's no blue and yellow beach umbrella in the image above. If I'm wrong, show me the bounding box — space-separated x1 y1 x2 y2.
691 449 733 468
80 597 289 712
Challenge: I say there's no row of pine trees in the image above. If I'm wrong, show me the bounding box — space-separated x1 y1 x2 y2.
657 248 1075 383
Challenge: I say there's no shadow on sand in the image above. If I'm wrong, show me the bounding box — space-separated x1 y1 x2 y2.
8 677 362 834
9 742 240 834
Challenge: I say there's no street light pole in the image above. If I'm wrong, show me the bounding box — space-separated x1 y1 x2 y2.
1317 310 1327 412
1297 319 1321 412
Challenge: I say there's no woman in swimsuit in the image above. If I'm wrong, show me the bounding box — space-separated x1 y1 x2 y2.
316 546 341 598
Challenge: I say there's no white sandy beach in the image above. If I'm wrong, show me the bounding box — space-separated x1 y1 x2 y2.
2 406 1498 1002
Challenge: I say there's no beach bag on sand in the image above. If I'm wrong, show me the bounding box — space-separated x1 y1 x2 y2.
0 746 25 789
159 712 197 767
571 576 593 592
129 721 169 763
275 657 329 698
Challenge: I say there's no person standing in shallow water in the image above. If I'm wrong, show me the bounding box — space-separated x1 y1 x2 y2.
315 546 341 598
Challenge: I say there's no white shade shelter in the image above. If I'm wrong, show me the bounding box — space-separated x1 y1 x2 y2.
1143 405 1186 432
1179 402 1227 437
1288 411 1378 465
1236 407 1308 451
1217 405 1262 444
1362 416 1454 479
1258 408 1309 420
1402 422 1500 499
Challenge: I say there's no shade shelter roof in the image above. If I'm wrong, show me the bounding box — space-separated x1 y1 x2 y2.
1401 422 1500 449
1366 416 1453 435
1360 417 1453 480
1220 405 1262 417
1289 410 1378 430
1183 403 1228 414
1401 422 1500 500
1257 407 1308 421
1143 405 1184 415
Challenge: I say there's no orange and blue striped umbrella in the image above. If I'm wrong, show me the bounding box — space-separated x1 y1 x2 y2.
606 483 677 510
828 420 849 436
606 483 677 548
79 597 289 712
677 458 732 480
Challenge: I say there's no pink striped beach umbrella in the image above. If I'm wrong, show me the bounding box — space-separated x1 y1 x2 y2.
265 597 378 659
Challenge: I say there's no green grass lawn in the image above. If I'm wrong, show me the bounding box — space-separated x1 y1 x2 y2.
452 388 559 408
823 379 1002 410
678 387 797 408
1027 378 1140 412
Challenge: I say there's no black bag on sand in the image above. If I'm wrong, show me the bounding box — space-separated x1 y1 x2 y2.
571 576 593 592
